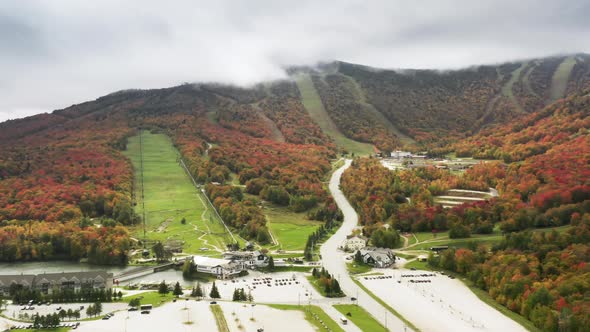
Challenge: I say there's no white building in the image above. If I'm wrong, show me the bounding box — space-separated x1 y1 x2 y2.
340 235 367 252
222 251 268 268
390 150 413 159
192 256 245 279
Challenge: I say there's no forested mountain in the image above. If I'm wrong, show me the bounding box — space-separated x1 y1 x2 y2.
330 54 590 147
340 91 590 330
0 54 588 268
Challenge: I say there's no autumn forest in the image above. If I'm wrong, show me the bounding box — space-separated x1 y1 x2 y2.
1 55 589 330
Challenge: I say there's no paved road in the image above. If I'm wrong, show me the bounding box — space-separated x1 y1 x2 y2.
320 159 411 332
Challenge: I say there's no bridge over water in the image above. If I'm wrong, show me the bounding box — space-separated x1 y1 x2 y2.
113 261 183 283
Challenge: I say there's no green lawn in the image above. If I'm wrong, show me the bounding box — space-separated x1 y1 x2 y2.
295 74 374 156
333 304 386 332
408 225 572 251
267 304 345 332
346 262 372 275
210 304 230 332
404 259 431 270
124 131 235 254
122 291 175 307
263 205 322 251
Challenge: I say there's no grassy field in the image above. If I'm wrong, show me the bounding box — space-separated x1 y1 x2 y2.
121 291 175 307
295 74 374 156
263 205 322 251
549 56 576 102
333 304 386 332
407 225 572 252
346 262 372 275
123 131 234 254
267 304 345 332
210 304 230 332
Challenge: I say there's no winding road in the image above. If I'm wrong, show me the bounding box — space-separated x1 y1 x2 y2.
320 159 412 332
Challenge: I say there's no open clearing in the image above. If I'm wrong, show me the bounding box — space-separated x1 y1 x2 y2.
333 304 386 332
269 304 345 332
124 131 233 254
263 205 322 251
295 74 374 156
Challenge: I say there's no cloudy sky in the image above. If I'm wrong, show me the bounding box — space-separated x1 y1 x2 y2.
2 0 589 122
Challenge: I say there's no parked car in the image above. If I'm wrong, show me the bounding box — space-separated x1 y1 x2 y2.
209 301 217 305
128 307 138 311
141 310 151 314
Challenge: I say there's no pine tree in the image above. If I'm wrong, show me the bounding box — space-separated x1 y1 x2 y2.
194 282 203 298
173 282 183 297
209 282 220 299
232 289 239 301
332 279 342 295
247 290 253 302
268 256 275 271
354 250 364 264
158 281 169 294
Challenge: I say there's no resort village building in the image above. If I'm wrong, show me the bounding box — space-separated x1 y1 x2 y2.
192 256 246 279
340 235 368 252
358 247 396 268
222 250 269 268
0 271 113 296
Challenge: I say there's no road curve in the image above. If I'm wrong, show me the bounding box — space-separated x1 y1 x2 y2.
320 159 412 332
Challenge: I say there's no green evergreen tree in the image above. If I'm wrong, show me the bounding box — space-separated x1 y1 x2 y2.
354 250 364 264
173 282 183 297
209 282 220 299
158 281 169 294
194 282 203 298
268 256 275 271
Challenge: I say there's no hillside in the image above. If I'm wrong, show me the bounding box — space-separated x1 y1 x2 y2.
332 55 590 147
0 82 336 263
1 54 589 265
340 91 590 330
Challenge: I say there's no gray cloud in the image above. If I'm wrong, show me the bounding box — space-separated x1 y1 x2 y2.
1 0 589 122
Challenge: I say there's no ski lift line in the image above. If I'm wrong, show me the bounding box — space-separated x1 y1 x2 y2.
139 130 147 246
178 157 237 244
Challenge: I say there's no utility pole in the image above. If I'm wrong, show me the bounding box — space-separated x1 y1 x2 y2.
139 129 147 248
